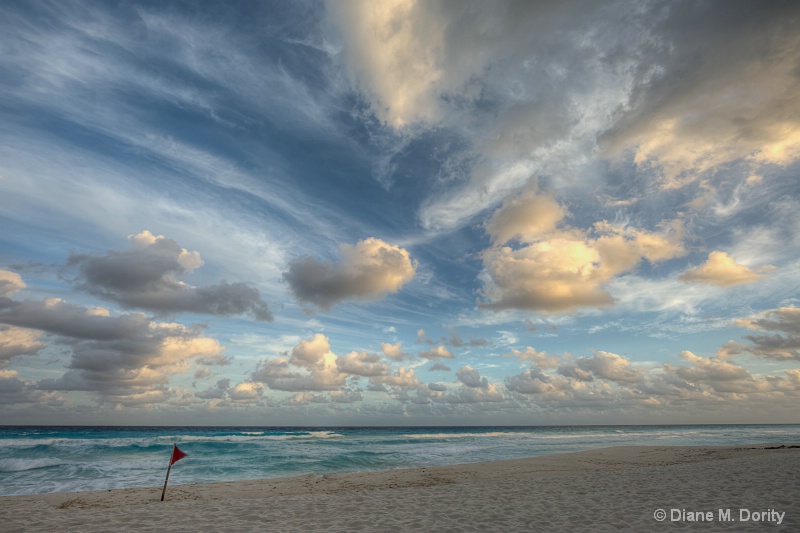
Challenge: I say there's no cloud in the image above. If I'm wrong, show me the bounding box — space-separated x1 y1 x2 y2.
560 351 639 386
457 383 505 403
195 379 231 400
327 1 626 229
0 291 223 404
731 307 800 361
662 351 789 394
419 345 454 360
252 333 390 392
283 238 416 309
68 231 272 320
228 381 264 402
252 358 346 392
336 351 391 377
505 347 559 369
0 369 60 406
506 368 575 397
369 367 419 389
486 191 566 245
381 342 410 361
0 270 224 405
480 216 686 313
672 351 751 383
574 351 643 383
330 389 363 403
0 269 26 296
0 325 45 367
289 333 334 369
600 2 800 189
456 366 488 389
429 363 451 372
679 251 773 287
326 0 448 128
252 334 345 392
450 366 506 403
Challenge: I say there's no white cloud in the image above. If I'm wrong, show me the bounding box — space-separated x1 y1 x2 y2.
733 307 800 361
679 251 773 287
68 231 272 320
486 190 566 244
0 325 45 366
337 351 391 377
0 290 224 405
601 4 800 189
480 217 685 313
284 238 416 309
456 366 488 389
419 345 454 360
381 342 410 361
575 351 643 383
505 347 559 369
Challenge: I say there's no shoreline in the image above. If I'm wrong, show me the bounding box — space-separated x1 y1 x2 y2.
2 444 799 531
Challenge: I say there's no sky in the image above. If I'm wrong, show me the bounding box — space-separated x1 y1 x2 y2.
2 0 800 425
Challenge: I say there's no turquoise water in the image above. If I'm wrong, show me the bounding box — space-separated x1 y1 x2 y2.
2 425 799 496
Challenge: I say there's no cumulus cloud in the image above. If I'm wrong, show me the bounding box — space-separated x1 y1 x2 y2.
289 333 334 369
419 345 454 360
679 251 773 287
252 357 346 391
486 191 566 245
337 351 391 377
283 238 416 309
330 389 363 403
0 369 61 406
67 231 272 320
0 291 223 405
451 366 505 403
456 366 488 388
505 347 559 369
195 378 231 400
0 325 45 367
0 269 26 296
504 342 800 411
672 351 751 383
660 351 791 394
369 367 419 389
506 368 575 397
381 342 410 361
731 307 800 361
573 351 644 383
457 383 505 403
253 333 396 393
228 381 264 402
480 216 685 313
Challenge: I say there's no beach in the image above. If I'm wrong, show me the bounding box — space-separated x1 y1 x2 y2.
2 444 798 532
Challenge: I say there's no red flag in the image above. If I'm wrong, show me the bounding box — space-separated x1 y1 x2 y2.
170 444 187 465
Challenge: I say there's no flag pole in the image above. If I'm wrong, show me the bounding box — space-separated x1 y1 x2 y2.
161 443 176 502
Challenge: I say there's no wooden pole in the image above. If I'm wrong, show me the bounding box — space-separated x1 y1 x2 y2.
161 443 176 501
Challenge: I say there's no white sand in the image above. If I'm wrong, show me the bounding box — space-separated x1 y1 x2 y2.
2 445 798 532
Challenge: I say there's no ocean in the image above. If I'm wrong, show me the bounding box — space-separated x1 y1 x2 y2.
2 425 799 496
